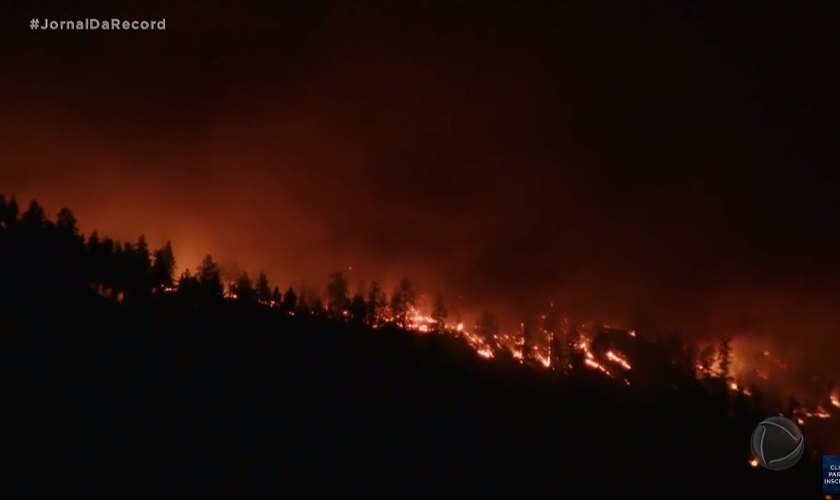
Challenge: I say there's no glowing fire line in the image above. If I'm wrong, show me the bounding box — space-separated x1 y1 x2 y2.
200 290 840 420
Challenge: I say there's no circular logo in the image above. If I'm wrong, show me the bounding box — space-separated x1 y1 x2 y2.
750 416 804 471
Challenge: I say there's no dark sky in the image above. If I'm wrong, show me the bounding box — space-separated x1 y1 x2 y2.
0 1 834 356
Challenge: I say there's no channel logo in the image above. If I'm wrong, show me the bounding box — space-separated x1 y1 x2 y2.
750 416 804 470
825 455 840 495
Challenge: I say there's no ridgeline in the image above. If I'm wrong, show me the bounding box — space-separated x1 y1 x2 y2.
0 194 820 497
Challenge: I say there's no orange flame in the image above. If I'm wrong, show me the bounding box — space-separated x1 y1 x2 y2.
605 350 632 371
208 293 835 408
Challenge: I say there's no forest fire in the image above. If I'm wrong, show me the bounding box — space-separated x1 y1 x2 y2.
407 310 437 333
164 269 836 415
444 317 634 379
584 351 612 376
605 350 631 371
794 406 832 421
201 264 786 394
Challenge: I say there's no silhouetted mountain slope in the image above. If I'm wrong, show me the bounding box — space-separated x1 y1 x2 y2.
0 195 823 497
3 296 819 497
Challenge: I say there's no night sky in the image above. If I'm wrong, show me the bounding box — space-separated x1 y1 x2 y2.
0 2 834 360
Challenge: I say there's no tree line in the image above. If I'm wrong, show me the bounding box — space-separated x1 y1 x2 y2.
1 192 741 390
0 194 454 330
3 193 822 498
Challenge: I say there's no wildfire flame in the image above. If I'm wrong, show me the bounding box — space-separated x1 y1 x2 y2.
200 289 840 420
605 350 631 371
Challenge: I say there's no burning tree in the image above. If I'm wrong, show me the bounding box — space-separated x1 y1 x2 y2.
365 282 387 326
326 271 350 316
475 311 499 350
718 336 733 380
566 325 584 370
521 321 535 364
390 278 417 329
698 345 716 380
431 294 448 333
542 310 565 369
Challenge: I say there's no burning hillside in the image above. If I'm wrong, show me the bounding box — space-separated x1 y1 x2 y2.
366 300 840 430
159 278 840 432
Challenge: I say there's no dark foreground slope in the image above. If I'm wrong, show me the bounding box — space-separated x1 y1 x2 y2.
2 295 820 498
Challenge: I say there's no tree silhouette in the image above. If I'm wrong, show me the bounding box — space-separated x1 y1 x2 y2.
177 268 200 299
326 271 350 316
718 336 733 380
683 344 697 373
86 231 105 292
699 345 716 379
110 242 127 300
0 193 8 229
566 326 584 370
475 311 499 349
55 208 79 238
542 310 561 366
660 330 684 365
232 271 256 302
255 272 271 304
151 241 176 290
283 286 298 311
312 296 325 314
21 199 47 230
431 294 448 333
365 281 387 326
549 332 564 370
349 293 367 325
2 195 19 229
543 309 558 337
124 235 153 302
590 322 610 355
271 286 282 305
52 207 86 294
196 254 223 299
390 278 417 328
521 321 534 363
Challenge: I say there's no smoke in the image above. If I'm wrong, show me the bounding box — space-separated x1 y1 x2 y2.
0 3 836 376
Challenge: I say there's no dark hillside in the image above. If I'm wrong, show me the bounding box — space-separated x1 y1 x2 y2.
2 298 819 497
0 195 822 497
